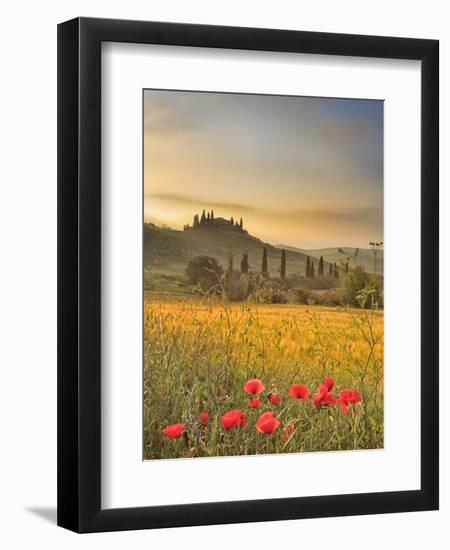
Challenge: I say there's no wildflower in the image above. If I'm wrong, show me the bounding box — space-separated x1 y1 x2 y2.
324 377 334 391
222 409 247 430
282 424 296 441
244 378 266 395
249 398 261 408
269 394 282 405
313 383 335 407
256 411 280 434
162 423 185 439
337 389 362 414
198 412 209 425
321 392 336 406
338 389 362 404
288 384 310 400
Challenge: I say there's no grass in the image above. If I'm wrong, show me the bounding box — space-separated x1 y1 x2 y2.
143 300 383 460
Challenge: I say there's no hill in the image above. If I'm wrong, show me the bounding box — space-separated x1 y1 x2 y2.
144 222 328 278
278 245 383 274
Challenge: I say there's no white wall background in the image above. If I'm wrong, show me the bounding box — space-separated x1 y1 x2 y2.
0 0 447 547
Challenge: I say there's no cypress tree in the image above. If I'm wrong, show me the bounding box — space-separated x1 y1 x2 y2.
311 261 315 278
318 256 324 277
262 247 268 276
317 256 323 277
333 262 339 279
228 250 234 272
211 210 214 221
239 217 243 229
230 216 234 225
240 252 249 274
280 249 286 279
306 256 311 278
193 214 199 228
329 262 333 276
345 262 349 273
207 211 211 222
201 209 206 224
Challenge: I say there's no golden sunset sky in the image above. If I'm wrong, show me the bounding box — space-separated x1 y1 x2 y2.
143 90 383 249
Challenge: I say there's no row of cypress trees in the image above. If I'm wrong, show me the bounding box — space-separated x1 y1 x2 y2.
228 247 287 278
305 255 348 279
230 249 350 280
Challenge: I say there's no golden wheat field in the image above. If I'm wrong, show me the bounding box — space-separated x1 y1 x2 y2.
143 300 384 459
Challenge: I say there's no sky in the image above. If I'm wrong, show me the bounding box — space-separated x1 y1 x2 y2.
143 90 383 249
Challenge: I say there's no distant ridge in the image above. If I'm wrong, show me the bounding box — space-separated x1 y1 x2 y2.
276 244 383 275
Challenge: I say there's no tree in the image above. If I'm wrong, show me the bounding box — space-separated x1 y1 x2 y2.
333 262 339 279
228 250 234 272
318 256 324 277
306 256 311 278
207 211 211 222
200 209 206 225
230 216 234 225
329 263 333 276
193 214 199 228
280 249 286 279
185 255 223 291
240 252 249 274
211 210 214 221
261 247 268 276
338 265 383 308
369 241 383 274
310 261 315 278
345 262 349 273
239 217 243 229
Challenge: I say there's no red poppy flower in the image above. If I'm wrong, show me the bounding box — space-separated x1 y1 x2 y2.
249 398 261 408
338 389 362 405
269 394 282 405
321 392 336 406
256 411 280 434
282 423 296 441
314 383 328 401
324 377 334 391
221 409 247 430
337 389 362 413
288 384 310 400
162 423 185 439
244 378 266 395
198 412 209 425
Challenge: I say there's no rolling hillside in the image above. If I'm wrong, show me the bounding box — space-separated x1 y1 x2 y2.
278 245 383 274
144 221 329 277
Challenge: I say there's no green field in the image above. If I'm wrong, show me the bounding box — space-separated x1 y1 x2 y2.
144 300 384 459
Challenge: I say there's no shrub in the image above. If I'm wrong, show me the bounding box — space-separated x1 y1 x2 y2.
338 266 383 308
225 271 250 302
288 274 338 290
318 290 341 307
185 256 223 292
249 278 288 304
269 289 288 304
295 287 314 304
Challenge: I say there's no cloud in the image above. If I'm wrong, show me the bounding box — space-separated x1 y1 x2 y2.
146 193 381 226
308 120 368 145
144 94 199 136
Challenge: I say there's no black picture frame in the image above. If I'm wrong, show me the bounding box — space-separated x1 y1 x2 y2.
57 17 439 533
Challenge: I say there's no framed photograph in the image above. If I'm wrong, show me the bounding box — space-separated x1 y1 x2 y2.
57 17 439 533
